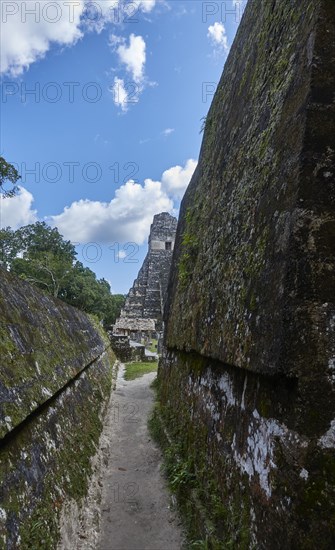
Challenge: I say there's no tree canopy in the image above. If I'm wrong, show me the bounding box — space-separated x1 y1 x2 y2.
0 222 125 327
0 157 21 197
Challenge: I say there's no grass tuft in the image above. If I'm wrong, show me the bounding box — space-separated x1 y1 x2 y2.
124 361 158 381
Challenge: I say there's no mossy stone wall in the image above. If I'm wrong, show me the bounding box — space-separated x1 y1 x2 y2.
165 0 335 379
158 349 335 548
160 0 335 546
0 269 117 547
0 268 109 439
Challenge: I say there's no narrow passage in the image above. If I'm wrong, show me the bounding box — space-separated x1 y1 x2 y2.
98 365 183 550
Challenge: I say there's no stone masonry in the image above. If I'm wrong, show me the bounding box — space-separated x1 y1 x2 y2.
159 0 335 547
114 212 177 336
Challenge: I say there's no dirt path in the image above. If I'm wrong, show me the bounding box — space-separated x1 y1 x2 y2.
97 364 183 550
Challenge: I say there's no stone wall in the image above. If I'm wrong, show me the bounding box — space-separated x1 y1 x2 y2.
166 0 335 379
159 348 335 548
0 269 117 548
159 0 335 546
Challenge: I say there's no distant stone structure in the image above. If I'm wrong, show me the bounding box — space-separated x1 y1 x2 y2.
113 212 177 341
113 318 156 337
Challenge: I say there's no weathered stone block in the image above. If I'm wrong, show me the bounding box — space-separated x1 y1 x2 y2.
0 269 108 439
160 0 335 546
0 269 117 547
165 0 335 378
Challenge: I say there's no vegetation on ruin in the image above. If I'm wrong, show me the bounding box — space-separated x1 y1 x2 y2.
149 368 251 549
178 208 199 288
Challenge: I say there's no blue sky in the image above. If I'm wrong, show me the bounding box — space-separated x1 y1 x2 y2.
0 0 246 293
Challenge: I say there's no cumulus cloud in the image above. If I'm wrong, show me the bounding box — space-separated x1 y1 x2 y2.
49 159 196 243
161 159 197 199
0 0 84 75
0 160 196 243
137 0 157 13
207 22 229 53
0 1 157 76
50 179 173 244
0 187 37 228
109 32 146 110
116 33 146 83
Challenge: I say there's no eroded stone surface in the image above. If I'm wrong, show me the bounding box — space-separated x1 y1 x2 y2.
0 350 116 549
0 269 117 547
0 269 108 439
165 0 335 378
160 0 335 546
159 349 335 547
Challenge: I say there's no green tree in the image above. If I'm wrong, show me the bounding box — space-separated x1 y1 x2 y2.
62 262 102 312
0 227 21 270
103 293 125 327
1 221 125 325
0 157 21 197
16 221 76 259
11 222 76 298
63 263 125 326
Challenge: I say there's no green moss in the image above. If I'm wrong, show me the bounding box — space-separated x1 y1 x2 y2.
0 322 17 355
178 208 200 288
0 269 114 439
248 292 257 312
150 358 252 549
1 346 116 549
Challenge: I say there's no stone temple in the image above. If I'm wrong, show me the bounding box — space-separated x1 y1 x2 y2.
113 212 177 340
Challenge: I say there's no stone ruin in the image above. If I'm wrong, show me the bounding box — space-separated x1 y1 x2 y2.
0 268 116 546
113 212 177 344
158 0 335 546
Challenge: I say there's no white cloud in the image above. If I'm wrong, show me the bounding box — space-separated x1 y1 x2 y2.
112 76 130 112
116 34 146 83
0 160 196 243
161 159 197 199
162 128 175 136
0 1 158 76
50 179 173 244
109 33 147 110
207 22 229 53
0 187 37 228
49 159 197 243
0 0 85 76
109 33 124 48
136 0 157 13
